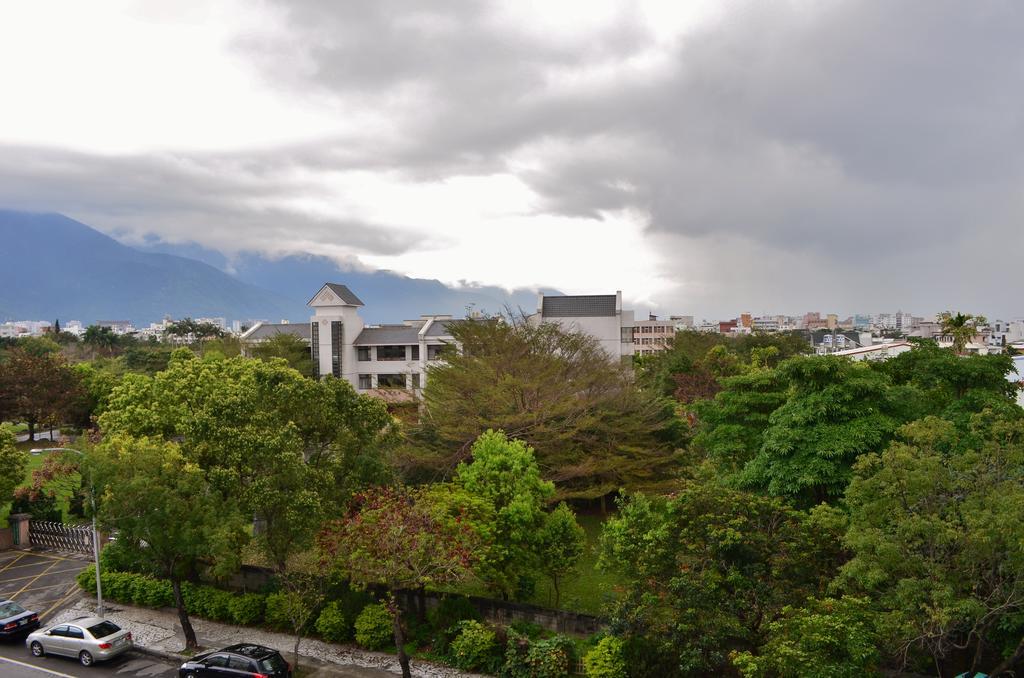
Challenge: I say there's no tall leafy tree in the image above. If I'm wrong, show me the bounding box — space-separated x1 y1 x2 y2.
319 486 478 678
535 502 586 608
452 430 554 599
250 333 314 377
740 356 900 504
0 425 28 508
839 414 1024 676
938 311 987 355
692 367 789 476
93 435 246 649
598 481 845 675
99 350 396 603
409 318 682 501
82 325 120 358
0 347 82 440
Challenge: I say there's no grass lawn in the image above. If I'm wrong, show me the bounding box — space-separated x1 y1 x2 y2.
446 511 619 617
528 512 618 615
0 443 80 528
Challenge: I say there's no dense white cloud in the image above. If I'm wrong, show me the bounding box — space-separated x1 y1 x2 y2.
1 0 1021 318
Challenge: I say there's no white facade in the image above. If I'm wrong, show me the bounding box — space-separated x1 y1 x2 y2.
989 320 1024 350
307 283 458 397
633 317 675 357
530 292 635 361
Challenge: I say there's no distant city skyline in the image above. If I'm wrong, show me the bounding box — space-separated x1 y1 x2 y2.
0 2 1022 318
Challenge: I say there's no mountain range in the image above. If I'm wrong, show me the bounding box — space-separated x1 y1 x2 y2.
0 210 547 326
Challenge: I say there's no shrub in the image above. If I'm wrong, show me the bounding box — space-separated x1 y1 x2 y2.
77 566 97 594
130 575 173 608
354 603 394 650
427 595 480 633
504 630 574 678
183 583 234 622
583 637 627 678
315 601 352 643
229 593 266 626
263 592 293 631
102 571 136 602
427 595 481 656
449 620 498 671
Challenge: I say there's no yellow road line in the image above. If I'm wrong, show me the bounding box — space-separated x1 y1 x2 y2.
0 552 26 573
1 581 81 595
7 558 63 599
0 567 88 584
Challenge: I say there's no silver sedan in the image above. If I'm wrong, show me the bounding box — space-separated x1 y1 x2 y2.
26 616 134 666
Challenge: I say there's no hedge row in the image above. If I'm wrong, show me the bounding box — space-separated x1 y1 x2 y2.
76 568 619 677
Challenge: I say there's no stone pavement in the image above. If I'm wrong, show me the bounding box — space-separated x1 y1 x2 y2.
51 596 481 678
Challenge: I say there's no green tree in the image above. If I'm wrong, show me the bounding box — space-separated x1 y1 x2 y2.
731 596 881 677
535 502 586 608
598 481 845 675
938 311 987 355
692 367 789 476
0 347 83 440
453 430 554 599
409 318 682 502
839 414 1024 676
83 325 120 358
250 333 313 377
320 486 478 678
740 356 901 504
93 435 246 649
877 341 1018 426
98 350 396 610
0 425 28 507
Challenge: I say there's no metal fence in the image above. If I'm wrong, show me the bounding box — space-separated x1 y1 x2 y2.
29 521 92 554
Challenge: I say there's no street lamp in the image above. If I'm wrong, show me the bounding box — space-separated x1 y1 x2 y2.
30 447 104 617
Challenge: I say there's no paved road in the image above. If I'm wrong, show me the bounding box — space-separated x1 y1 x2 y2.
0 550 180 676
0 643 179 677
0 551 88 622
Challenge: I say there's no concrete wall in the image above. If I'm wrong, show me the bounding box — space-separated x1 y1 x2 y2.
222 564 604 637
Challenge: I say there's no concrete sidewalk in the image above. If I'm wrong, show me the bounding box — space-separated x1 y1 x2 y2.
51 596 480 678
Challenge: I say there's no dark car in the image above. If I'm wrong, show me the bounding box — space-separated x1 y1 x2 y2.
178 644 291 678
0 600 40 638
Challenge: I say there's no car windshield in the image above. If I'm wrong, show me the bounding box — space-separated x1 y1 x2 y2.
259 654 287 674
86 621 121 638
0 602 25 618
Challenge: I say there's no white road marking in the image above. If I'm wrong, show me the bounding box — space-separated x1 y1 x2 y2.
0 655 77 678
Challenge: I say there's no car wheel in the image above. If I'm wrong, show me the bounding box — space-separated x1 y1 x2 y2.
79 650 94 666
30 641 44 657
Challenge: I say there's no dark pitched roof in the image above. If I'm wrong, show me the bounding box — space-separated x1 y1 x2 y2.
353 326 421 345
424 319 457 336
541 295 617 318
307 283 364 306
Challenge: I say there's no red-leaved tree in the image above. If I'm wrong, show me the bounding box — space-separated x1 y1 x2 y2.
319 486 479 678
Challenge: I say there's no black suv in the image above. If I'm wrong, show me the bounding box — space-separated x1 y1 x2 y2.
178 644 291 678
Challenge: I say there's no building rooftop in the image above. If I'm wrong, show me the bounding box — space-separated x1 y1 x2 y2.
240 322 310 342
307 283 364 307
541 295 617 318
353 326 421 345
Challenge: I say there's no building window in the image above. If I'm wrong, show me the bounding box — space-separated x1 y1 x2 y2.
377 373 406 388
330 321 343 378
427 344 445 361
357 346 371 361
411 373 421 389
410 345 420 361
358 374 372 389
310 322 320 379
620 327 634 343
377 345 406 361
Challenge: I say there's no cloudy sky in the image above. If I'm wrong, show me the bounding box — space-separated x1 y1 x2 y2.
1 0 1021 319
